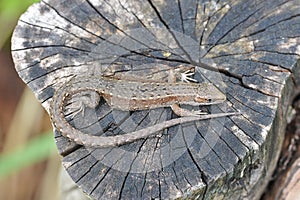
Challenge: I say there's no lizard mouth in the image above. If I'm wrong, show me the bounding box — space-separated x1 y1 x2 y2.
199 100 224 105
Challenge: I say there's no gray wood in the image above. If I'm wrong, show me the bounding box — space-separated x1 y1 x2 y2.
11 0 300 199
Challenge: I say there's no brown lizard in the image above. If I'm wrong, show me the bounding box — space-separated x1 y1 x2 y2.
50 65 238 148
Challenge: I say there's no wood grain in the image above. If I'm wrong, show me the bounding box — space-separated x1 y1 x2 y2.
11 0 300 199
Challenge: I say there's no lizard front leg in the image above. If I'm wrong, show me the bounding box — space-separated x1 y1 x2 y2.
170 66 207 117
170 104 207 117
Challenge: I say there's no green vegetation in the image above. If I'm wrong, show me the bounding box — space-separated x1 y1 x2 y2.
0 0 40 48
0 132 56 178
0 0 56 178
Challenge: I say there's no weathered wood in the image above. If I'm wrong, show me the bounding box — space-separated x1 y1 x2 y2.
262 95 300 200
11 0 300 199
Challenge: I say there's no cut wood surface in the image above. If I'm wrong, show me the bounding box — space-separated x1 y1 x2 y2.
11 0 300 199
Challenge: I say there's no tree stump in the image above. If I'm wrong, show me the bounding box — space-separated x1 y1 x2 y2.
11 0 300 199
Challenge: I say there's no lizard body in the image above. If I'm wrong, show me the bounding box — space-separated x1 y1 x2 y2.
50 65 237 148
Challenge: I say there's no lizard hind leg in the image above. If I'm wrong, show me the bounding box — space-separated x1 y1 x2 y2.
64 90 101 119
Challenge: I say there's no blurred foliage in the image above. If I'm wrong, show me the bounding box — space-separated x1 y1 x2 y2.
0 0 56 179
0 0 40 48
0 131 56 178
0 0 38 16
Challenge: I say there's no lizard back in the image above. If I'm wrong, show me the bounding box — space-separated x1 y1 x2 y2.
99 77 226 110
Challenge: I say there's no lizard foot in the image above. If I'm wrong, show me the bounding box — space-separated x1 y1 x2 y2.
171 104 207 117
181 69 197 83
65 101 85 119
64 90 101 119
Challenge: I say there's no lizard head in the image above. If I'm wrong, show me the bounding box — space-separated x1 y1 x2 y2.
193 83 226 105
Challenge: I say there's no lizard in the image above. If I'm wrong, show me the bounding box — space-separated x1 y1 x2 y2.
50 64 238 148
